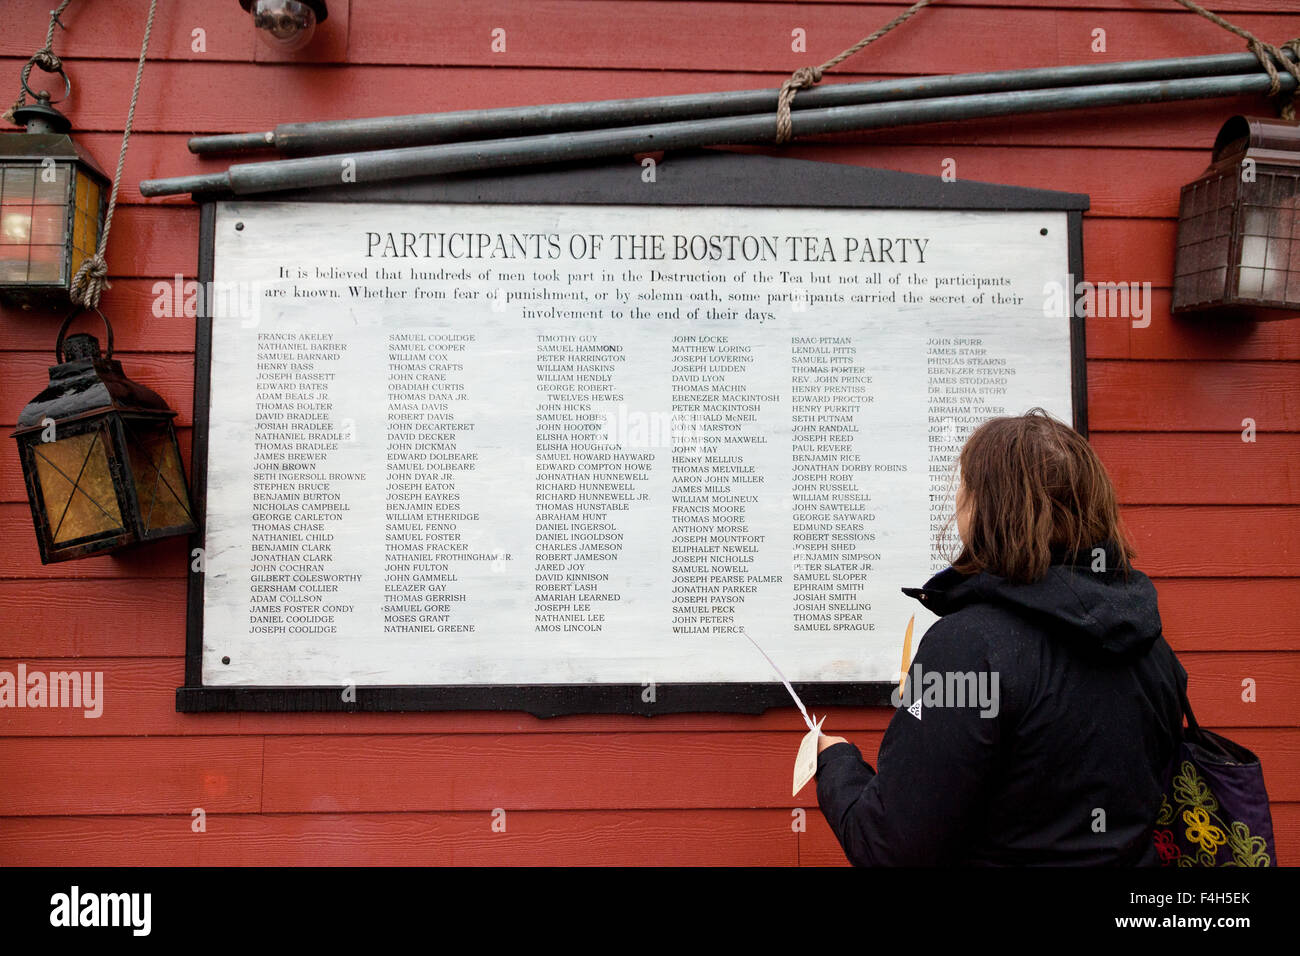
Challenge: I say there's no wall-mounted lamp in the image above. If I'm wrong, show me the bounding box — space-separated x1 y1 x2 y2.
1173 115 1300 321
11 309 196 564
0 72 108 312
239 0 329 52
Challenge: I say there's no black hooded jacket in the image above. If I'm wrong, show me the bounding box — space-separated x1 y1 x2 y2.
815 541 1186 866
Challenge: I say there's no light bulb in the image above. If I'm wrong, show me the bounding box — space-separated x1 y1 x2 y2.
241 0 327 52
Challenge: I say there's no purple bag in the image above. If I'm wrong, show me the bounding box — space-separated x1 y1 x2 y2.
1153 681 1277 867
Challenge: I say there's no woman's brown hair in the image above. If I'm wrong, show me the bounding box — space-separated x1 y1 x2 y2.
941 408 1135 584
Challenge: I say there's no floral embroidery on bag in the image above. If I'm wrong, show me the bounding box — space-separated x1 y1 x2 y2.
1182 806 1226 852
1225 821 1270 868
1156 794 1174 826
1152 827 1181 863
1172 760 1217 813
1159 760 1271 867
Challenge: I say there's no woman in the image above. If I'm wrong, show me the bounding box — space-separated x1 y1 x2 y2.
815 408 1185 865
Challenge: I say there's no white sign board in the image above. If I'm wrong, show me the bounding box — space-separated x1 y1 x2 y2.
188 186 1081 709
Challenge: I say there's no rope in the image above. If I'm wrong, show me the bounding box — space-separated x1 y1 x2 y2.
771 0 1300 143
775 0 938 144
70 0 158 310
1168 0 1300 120
2 0 75 126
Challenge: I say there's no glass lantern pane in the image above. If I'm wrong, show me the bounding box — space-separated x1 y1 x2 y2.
124 421 194 532
1209 266 1228 297
26 245 64 283
1202 176 1218 210
1 208 32 244
72 208 87 251
32 163 70 204
1276 200 1299 241
1194 182 1210 214
88 206 102 251
1216 201 1233 237
1199 238 1218 271
1243 173 1270 205
31 429 125 544
1196 212 1213 243
1238 267 1265 299
1265 237 1292 271
1242 205 1272 236
1209 234 1229 260
83 213 97 254
0 245 29 283
1262 269 1288 302
1271 171 1298 204
29 205 65 244
1 166 36 204
74 171 89 210
1240 235 1269 270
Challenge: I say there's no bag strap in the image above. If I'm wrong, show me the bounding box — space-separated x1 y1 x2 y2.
1176 658 1199 734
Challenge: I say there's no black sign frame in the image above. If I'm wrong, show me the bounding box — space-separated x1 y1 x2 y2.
177 148 1089 715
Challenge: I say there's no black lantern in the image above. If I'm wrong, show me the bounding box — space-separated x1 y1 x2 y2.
11 309 196 563
1173 115 1300 321
0 80 109 311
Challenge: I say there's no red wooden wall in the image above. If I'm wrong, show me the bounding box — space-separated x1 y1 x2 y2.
1 0 1297 866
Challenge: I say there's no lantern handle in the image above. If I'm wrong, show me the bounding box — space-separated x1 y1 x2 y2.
55 305 114 363
19 54 72 106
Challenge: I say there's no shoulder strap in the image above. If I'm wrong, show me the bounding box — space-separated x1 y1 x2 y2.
1176 656 1199 733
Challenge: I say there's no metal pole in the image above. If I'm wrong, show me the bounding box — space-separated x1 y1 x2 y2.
187 51 1295 156
143 70 1297 198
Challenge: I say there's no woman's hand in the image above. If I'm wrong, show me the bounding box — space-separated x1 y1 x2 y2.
818 734 849 753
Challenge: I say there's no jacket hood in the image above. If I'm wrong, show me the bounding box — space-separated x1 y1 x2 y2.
901 540 1163 659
